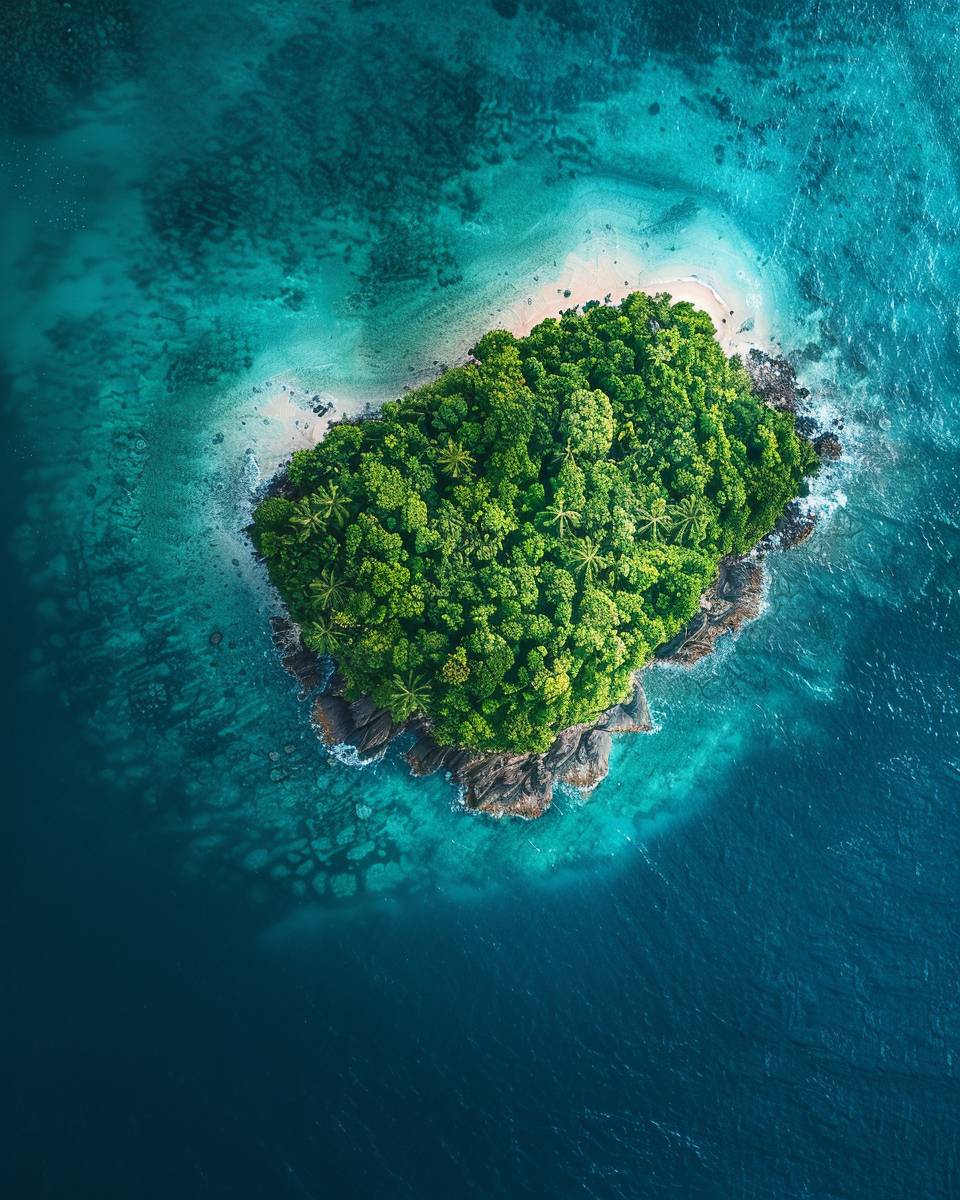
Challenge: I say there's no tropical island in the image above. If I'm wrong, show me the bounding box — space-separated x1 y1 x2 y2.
253 291 837 817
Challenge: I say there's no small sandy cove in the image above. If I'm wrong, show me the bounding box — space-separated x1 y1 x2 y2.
503 248 770 355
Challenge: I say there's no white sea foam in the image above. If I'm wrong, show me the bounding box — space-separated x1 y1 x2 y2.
323 741 381 769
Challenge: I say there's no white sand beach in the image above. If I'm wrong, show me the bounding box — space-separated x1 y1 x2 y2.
502 248 770 355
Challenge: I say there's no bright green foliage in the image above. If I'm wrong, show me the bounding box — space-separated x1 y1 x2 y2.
254 293 815 753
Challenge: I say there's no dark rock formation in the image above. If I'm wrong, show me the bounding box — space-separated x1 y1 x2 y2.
814 431 843 460
271 617 326 695
597 675 652 733
744 348 809 413
309 675 402 760
557 728 612 791
765 500 817 551
311 693 356 748
655 556 764 667
274 636 654 819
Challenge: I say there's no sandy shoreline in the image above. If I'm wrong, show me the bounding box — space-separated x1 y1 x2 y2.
503 248 770 355
248 252 773 472
243 384 337 480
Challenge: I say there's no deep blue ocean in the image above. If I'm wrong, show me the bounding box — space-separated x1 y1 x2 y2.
3 1 959 1196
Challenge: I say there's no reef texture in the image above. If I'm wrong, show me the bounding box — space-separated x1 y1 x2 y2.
268 350 841 819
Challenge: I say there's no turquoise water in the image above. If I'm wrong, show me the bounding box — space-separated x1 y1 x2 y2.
4 2 959 1195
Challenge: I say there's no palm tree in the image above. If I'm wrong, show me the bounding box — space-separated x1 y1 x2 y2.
314 482 350 527
290 498 325 542
670 494 708 544
637 496 672 542
569 537 607 581
550 438 578 469
309 568 348 611
436 438 475 479
302 616 342 656
544 490 581 538
386 670 430 720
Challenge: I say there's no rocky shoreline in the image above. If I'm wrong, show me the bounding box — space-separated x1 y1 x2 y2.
264 349 841 819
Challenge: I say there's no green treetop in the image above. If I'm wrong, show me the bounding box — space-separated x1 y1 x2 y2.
252 292 817 753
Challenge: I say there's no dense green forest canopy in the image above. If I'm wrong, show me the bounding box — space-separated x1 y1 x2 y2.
253 292 816 753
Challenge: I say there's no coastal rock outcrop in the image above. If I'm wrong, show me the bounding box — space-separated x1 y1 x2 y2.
597 673 652 734
655 556 764 667
814 431 843 460
744 348 809 413
271 617 326 695
766 500 817 550
292 663 652 819
557 728 613 792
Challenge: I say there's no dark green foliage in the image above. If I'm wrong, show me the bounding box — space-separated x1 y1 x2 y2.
254 293 814 753
253 496 294 531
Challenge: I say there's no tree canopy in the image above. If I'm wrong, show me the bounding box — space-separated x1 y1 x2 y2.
253 292 816 753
